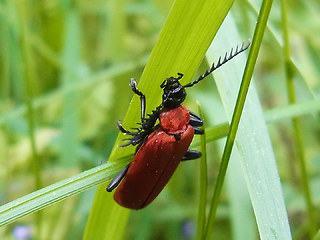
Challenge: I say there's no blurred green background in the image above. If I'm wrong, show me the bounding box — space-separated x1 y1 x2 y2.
0 0 320 239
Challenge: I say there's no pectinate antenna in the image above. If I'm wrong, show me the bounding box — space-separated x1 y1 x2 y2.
183 40 251 88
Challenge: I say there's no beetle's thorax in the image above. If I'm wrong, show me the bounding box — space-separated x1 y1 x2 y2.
159 105 190 134
161 76 186 108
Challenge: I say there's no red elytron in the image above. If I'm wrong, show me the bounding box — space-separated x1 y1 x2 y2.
114 106 194 209
107 41 250 209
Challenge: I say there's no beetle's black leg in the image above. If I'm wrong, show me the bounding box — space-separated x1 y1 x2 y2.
189 117 203 127
117 120 132 134
189 111 203 127
130 78 146 120
106 163 131 192
193 127 204 135
189 111 204 134
189 111 203 122
182 149 201 161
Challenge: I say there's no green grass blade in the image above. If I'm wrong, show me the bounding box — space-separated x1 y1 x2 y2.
191 99 320 148
205 0 275 235
83 185 129 240
16 0 41 190
1 98 318 228
226 151 256 240
246 0 316 101
280 0 316 237
84 0 235 238
196 103 208 240
313 230 320 240
15 0 43 236
205 8 292 240
264 100 320 123
0 157 130 227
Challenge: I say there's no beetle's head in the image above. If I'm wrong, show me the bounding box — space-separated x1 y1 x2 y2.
160 73 186 108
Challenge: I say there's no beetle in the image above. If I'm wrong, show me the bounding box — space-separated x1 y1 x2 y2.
107 41 251 209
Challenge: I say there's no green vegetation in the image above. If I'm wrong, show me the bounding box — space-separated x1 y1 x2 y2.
0 0 319 239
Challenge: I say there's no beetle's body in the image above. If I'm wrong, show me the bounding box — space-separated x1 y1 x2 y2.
107 41 250 209
114 106 194 209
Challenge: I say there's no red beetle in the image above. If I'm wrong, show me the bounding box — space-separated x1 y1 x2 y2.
107 41 250 209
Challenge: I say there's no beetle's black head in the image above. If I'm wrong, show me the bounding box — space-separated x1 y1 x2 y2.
160 73 186 108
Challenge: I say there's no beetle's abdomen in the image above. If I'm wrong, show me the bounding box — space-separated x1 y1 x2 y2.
114 125 194 210
160 105 190 134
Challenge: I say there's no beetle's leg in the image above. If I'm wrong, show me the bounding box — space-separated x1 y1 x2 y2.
182 149 201 161
117 120 132 134
106 163 131 192
130 78 146 120
189 116 203 127
189 111 203 127
189 111 204 134
193 127 204 135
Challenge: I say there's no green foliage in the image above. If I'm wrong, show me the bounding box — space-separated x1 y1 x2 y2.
0 0 320 239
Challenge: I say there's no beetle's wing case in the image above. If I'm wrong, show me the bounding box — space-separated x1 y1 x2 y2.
114 124 194 209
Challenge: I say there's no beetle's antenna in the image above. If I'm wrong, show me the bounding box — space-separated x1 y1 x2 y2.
183 40 251 88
